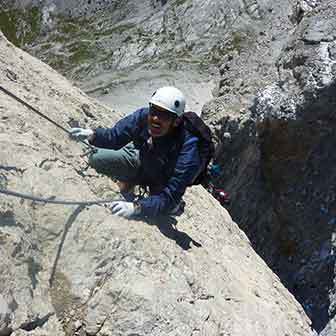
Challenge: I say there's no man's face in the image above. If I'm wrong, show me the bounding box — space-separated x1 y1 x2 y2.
148 104 177 137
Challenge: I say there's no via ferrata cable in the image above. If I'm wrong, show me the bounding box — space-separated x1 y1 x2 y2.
0 85 96 151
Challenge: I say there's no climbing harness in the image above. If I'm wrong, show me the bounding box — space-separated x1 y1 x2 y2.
0 187 118 206
0 85 96 152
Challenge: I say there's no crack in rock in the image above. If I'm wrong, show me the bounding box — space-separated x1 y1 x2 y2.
19 312 55 332
0 165 26 174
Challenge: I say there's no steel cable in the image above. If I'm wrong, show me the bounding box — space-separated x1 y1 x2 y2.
0 188 117 206
0 85 96 151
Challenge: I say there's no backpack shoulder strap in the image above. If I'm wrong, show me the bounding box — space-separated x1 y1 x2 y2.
181 112 215 185
183 112 212 143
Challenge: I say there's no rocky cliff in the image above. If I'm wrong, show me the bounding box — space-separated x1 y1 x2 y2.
0 31 316 335
201 1 336 334
2 0 336 335
1 0 224 114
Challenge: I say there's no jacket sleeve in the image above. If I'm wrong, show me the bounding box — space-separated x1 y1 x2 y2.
138 136 201 217
90 108 146 149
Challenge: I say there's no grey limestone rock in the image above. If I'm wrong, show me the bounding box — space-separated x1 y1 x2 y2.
0 30 316 335
0 294 11 335
202 1 336 335
1 1 331 334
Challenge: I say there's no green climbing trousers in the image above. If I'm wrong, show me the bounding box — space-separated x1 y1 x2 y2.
89 143 141 182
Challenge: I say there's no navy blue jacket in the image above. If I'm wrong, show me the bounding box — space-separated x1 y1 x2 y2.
91 107 201 216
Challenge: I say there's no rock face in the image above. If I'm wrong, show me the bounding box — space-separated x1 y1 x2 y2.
201 1 336 334
0 31 316 335
2 0 336 334
3 0 301 115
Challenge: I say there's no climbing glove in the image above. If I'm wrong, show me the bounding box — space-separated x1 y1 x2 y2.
109 201 141 219
69 127 94 141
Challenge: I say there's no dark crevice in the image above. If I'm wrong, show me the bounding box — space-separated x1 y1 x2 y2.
19 312 55 331
37 158 59 169
91 315 108 336
27 256 42 290
217 63 336 331
0 165 26 173
0 312 55 336
0 328 13 336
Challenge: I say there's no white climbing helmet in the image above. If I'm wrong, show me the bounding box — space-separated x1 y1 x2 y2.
149 86 186 117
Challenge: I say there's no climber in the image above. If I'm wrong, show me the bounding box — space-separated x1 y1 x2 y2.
69 87 203 219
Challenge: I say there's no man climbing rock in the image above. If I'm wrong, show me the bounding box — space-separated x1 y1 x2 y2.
69 87 204 219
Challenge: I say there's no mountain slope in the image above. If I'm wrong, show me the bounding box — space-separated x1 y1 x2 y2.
200 1 336 333
0 31 316 336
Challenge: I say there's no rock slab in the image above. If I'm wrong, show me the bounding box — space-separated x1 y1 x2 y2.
0 30 316 335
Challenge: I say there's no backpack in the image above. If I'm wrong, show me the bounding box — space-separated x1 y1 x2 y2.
182 112 215 185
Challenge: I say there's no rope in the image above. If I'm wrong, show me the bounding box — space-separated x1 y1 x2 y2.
0 85 95 151
0 188 118 206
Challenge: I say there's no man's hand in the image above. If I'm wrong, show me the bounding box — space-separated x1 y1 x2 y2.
109 201 140 218
69 128 94 141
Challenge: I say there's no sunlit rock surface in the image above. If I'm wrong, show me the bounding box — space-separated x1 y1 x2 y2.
0 31 316 336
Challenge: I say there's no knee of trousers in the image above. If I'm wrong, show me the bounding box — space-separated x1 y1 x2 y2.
88 150 126 175
88 153 99 168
